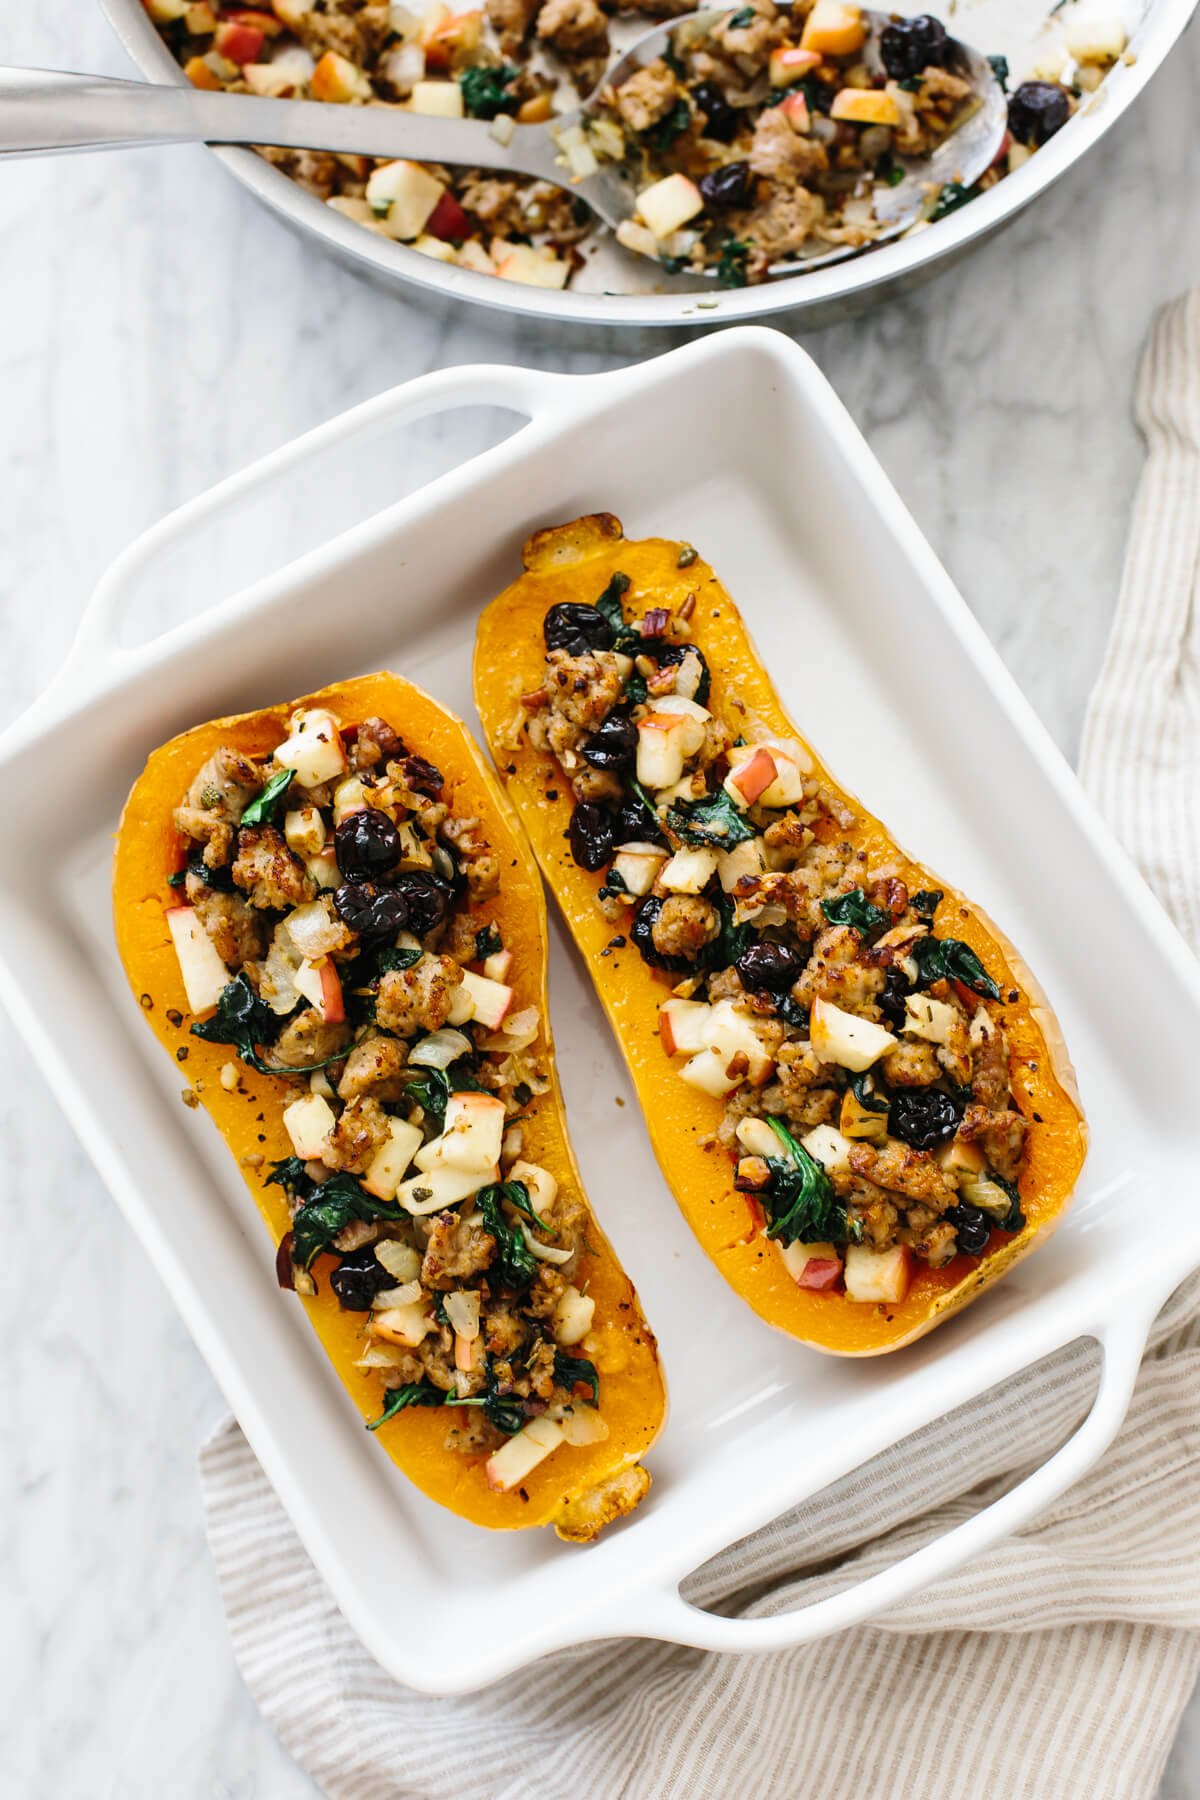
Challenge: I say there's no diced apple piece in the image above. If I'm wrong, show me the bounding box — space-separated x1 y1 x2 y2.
284 805 326 857
424 6 483 66
935 1134 986 1178
660 997 712 1057
800 1123 855 1174
365 159 445 240
165 905 231 1014
371 1300 435 1347
830 88 901 126
637 172 704 239
810 995 897 1072
636 713 688 789
142 0 189 20
779 90 811 131
458 968 513 1029
292 957 344 1023
445 981 477 1027
769 44 822 86
703 999 776 1085
506 1159 558 1214
482 947 513 983
651 694 710 755
718 836 767 892
214 19 265 61
659 846 720 895
456 238 496 274
409 78 464 116
184 54 224 88
679 1046 743 1098
493 244 570 289
723 745 778 809
612 845 666 897
485 1415 565 1492
844 1243 911 1303
800 0 866 56
903 993 959 1045
331 776 367 823
310 49 373 101
840 1084 889 1142
421 1091 505 1174
273 708 346 789
779 1239 843 1288
305 851 341 891
282 1092 336 1162
1064 13 1126 62
272 0 314 24
362 1118 424 1200
735 1115 780 1159
397 1161 498 1216
412 234 458 263
553 1283 596 1346
758 746 808 809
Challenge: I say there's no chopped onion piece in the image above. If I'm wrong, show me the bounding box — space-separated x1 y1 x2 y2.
443 1289 481 1339
489 112 515 145
372 1280 423 1309
374 1239 422 1282
519 1222 575 1265
409 1027 473 1068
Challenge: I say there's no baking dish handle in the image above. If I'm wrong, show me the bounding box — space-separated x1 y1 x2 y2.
624 1306 1155 1654
54 360 575 693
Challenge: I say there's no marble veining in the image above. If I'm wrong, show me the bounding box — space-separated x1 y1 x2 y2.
3 3 1200 1794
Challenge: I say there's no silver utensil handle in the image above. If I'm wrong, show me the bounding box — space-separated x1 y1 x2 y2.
0 67 562 182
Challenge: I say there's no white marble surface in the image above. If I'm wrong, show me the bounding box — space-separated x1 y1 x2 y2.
3 3 1200 1795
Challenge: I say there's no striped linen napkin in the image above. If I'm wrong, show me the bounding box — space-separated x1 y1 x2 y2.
200 291 1200 1800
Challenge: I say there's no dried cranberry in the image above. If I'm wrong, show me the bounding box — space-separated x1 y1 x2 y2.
692 80 739 143
390 870 453 936
945 1203 991 1257
1008 81 1070 146
581 712 638 772
880 13 947 79
613 792 667 848
334 881 411 942
878 966 910 1030
889 1088 963 1150
630 896 690 973
401 754 444 799
330 1245 393 1311
569 802 615 871
736 940 805 993
544 602 615 655
335 810 402 882
700 161 751 210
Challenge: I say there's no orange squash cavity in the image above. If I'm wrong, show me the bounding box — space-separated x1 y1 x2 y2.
114 672 665 1535
474 518 1088 1355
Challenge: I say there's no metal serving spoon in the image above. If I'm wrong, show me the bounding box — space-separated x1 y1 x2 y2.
0 9 1006 279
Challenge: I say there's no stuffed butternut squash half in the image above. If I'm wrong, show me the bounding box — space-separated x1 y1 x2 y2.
475 518 1087 1356
114 673 664 1537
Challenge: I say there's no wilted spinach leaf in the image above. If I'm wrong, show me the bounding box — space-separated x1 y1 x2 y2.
554 1351 600 1405
909 889 944 922
477 1184 539 1289
821 888 890 938
239 767 294 827
266 1161 405 1270
761 1116 848 1246
458 63 519 118
665 789 755 848
366 1380 448 1431
910 935 1001 1001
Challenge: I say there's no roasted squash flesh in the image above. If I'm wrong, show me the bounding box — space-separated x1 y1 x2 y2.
114 672 664 1533
474 519 1087 1355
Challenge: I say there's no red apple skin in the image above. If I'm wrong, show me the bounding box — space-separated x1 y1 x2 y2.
319 959 345 1025
660 1012 681 1057
426 192 470 242
214 20 265 60
796 1258 842 1292
731 748 777 806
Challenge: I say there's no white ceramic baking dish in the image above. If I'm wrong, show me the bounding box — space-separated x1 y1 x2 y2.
3 328 1198 1694
101 0 1198 330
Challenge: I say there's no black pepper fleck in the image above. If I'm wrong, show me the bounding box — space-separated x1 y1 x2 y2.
175 1047 188 1062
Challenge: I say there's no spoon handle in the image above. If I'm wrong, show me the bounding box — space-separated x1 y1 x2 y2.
0 67 562 182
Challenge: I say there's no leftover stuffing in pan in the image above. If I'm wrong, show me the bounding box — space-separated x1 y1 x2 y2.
146 0 1129 288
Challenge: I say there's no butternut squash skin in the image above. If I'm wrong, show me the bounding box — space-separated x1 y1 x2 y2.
474 519 1088 1356
113 672 665 1534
